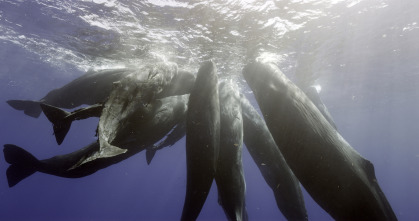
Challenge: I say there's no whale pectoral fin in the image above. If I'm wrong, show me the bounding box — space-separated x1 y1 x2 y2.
360 158 376 183
99 141 127 158
7 100 42 118
146 148 157 165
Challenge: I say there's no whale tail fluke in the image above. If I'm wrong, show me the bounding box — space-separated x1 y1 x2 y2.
6 100 42 118
40 103 72 145
3 144 40 187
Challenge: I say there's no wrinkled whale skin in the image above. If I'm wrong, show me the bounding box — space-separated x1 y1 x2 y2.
242 61 397 221
241 95 307 221
215 81 247 221
4 94 189 187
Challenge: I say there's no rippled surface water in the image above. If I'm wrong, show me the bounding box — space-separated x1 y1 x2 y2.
1 0 419 220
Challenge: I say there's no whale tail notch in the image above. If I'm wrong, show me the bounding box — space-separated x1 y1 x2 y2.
3 144 40 187
6 100 42 118
40 103 72 145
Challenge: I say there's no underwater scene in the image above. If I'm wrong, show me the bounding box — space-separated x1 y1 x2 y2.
0 0 418 220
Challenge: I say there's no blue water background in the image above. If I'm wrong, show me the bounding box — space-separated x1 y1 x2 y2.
1 0 418 220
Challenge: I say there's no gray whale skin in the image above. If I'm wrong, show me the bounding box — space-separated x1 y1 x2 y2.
242 61 397 221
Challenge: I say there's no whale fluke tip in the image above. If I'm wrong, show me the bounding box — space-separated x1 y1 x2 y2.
146 148 157 165
7 100 42 118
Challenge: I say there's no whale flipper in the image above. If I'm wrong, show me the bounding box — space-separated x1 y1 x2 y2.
3 144 40 187
155 122 186 150
146 122 186 165
40 103 72 145
146 149 157 165
7 100 42 118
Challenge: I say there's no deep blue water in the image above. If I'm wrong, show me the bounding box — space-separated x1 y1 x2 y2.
1 0 419 220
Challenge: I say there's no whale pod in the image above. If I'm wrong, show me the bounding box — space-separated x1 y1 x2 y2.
4 94 189 187
242 61 397 221
7 63 194 118
37 65 195 146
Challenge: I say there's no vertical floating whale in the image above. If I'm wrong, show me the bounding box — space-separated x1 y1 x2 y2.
241 95 308 221
242 61 397 221
216 81 247 221
302 85 337 129
181 61 220 221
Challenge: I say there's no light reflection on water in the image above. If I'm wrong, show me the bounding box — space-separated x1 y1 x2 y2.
2 0 404 78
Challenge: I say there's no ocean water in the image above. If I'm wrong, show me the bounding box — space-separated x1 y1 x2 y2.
0 0 418 220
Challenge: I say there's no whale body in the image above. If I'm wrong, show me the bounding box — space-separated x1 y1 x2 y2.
7 68 133 118
35 64 195 146
241 95 308 221
215 81 247 221
4 94 189 187
181 61 220 221
242 61 397 221
7 63 193 118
